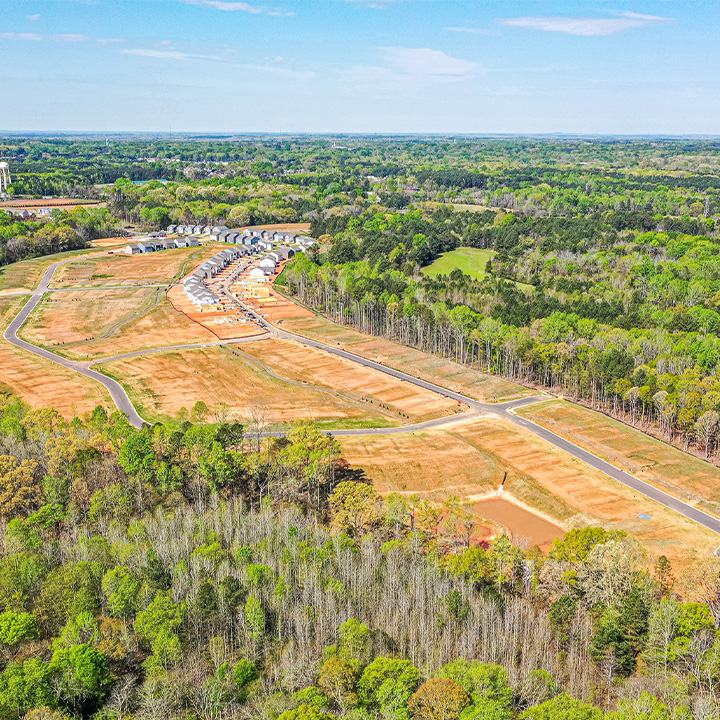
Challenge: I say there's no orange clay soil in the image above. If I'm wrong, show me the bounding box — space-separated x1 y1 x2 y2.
96 345 398 428
240 337 461 423
337 417 719 569
0 298 111 417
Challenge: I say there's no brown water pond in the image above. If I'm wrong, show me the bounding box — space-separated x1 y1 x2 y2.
474 497 564 550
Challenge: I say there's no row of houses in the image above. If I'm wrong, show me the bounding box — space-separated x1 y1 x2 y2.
210 228 318 254
183 247 243 306
168 224 226 235
123 237 200 254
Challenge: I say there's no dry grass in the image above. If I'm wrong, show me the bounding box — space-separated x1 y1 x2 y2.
241 338 461 423
20 287 158 348
0 250 90 293
0 298 111 417
338 417 719 569
49 246 219 288
97 345 400 428
278 313 531 403
516 399 720 517
61 295 219 361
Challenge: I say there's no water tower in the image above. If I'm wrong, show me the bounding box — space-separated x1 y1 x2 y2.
0 163 10 196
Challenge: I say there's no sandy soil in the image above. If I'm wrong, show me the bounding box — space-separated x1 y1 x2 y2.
277 313 531 403
97 345 400 428
0 250 91 293
338 417 719 568
517 399 720 517
0 298 111 417
241 337 461 423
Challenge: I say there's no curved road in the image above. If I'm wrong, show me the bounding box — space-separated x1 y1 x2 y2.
4 256 148 429
6 256 720 536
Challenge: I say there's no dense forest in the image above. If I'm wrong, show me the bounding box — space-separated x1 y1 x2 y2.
0 392 720 720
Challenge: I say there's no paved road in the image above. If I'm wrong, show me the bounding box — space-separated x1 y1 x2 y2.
3 257 148 429
7 257 720 536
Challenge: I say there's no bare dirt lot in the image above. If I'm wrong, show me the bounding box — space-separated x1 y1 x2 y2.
20 286 158 348
277 312 531 403
0 198 104 209
241 337 462 423
97 345 400 429
0 298 111 416
516 398 720 517
337 417 719 568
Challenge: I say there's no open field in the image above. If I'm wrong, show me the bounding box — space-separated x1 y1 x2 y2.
49 246 219 288
422 247 496 282
240 337 461 423
337 417 719 568
0 249 92 294
276 312 531 403
0 297 111 416
19 286 158 348
96 345 400 428
516 398 720 518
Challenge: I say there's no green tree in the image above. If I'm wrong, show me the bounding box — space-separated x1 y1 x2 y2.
49 644 112 715
521 694 602 720
0 610 38 651
245 594 265 638
328 482 379 535
358 656 420 720
101 566 140 620
276 705 333 720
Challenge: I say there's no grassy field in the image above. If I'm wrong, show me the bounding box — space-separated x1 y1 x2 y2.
277 313 531 403
516 398 720 517
96 345 401 428
0 297 111 416
422 247 496 282
240 338 461 423
338 416 720 568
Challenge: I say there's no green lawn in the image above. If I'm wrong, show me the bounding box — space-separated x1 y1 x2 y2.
422 247 496 282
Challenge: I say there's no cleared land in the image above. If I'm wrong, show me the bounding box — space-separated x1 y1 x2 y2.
240 337 461 423
277 312 531 403
20 286 158 349
61 295 218 361
0 297 111 416
49 246 217 288
96 345 400 428
422 247 496 282
338 417 719 568
0 249 92 294
516 399 720 518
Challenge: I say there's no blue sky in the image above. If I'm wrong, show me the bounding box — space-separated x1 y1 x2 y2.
0 0 717 134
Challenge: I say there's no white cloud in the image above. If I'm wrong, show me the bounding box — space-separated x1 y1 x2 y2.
54 33 88 42
0 32 42 41
382 47 477 82
96 38 125 44
177 0 293 15
121 48 221 60
27 14 40 22
446 26 491 36
345 0 398 7
498 11 674 37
